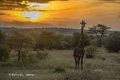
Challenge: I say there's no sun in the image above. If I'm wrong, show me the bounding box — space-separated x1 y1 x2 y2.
25 12 41 21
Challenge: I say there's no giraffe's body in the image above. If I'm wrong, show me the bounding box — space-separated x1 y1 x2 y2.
73 20 86 71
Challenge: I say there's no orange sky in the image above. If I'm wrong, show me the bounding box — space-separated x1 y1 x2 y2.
0 0 120 30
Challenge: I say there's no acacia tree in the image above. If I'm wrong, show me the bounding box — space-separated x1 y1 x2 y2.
8 31 33 63
89 24 111 47
0 30 10 61
89 24 111 37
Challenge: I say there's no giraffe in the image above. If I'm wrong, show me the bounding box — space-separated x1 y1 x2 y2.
73 20 86 71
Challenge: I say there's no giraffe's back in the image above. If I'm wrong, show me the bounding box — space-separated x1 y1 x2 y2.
73 47 84 57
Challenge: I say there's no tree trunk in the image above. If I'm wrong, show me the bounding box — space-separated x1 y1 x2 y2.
18 50 21 63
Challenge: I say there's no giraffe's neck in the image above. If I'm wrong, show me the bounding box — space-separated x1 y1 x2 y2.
78 27 84 47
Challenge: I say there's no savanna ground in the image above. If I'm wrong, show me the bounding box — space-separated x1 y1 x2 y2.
0 48 120 80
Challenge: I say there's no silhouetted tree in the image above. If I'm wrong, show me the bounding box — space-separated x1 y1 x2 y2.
89 24 111 37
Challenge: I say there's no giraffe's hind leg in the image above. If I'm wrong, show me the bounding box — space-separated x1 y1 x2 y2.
74 56 77 70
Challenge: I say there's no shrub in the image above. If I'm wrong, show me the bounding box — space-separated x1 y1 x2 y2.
85 45 97 58
103 32 120 53
21 51 38 64
0 45 10 61
28 53 38 64
54 67 66 73
60 69 101 80
36 51 49 60
92 37 104 47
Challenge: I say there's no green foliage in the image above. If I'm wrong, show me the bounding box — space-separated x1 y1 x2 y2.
36 51 49 60
28 53 38 64
31 31 65 50
21 51 28 64
85 45 97 58
73 32 91 47
8 31 33 50
64 36 73 49
53 34 66 50
103 32 120 53
21 51 38 64
0 30 10 61
31 31 91 50
54 67 66 73
92 37 104 47
31 31 75 50
20 50 49 65
0 45 10 61
8 31 33 62
60 69 101 80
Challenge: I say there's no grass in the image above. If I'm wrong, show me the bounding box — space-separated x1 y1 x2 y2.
0 48 120 80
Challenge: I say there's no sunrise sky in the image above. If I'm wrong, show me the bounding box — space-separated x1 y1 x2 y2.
0 0 120 30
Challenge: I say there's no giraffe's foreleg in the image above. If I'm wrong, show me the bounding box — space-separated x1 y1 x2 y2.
78 56 80 71
81 56 83 71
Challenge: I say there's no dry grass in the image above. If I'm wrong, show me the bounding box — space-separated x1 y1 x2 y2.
0 48 120 80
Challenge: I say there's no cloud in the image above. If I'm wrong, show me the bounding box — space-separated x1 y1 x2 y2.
0 0 68 3
0 0 68 10
99 0 120 4
29 0 68 3
0 13 10 15
0 1 28 10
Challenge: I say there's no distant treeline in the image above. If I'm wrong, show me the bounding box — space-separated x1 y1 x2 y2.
0 27 114 36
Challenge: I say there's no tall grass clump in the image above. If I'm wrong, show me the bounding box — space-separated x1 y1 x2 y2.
59 69 101 80
54 67 66 73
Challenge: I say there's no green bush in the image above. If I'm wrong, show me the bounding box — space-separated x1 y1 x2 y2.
54 67 66 73
0 45 10 61
28 53 38 64
21 51 38 64
36 51 49 60
60 69 101 80
92 37 104 47
103 32 120 53
85 45 97 58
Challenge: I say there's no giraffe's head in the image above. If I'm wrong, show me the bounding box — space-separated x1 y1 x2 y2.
80 20 86 28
